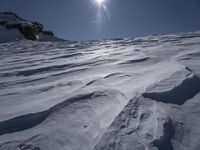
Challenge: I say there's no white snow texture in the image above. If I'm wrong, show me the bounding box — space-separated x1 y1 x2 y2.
1 13 200 150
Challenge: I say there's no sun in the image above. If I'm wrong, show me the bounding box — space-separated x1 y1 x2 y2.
95 0 105 5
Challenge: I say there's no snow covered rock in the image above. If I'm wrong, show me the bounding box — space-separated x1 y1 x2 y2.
0 12 57 43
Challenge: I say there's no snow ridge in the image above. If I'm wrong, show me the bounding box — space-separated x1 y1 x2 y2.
143 73 200 105
0 31 200 150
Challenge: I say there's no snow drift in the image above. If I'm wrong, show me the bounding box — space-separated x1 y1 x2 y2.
0 15 200 149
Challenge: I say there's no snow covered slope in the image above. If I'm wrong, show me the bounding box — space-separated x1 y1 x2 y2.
0 31 200 150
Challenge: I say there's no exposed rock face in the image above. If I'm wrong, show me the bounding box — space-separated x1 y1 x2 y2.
43 30 54 37
19 26 37 40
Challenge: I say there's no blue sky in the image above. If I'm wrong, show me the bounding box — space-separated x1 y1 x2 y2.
1 0 200 40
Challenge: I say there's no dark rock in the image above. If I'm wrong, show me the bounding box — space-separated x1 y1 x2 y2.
5 23 21 29
43 30 54 37
0 21 7 26
32 21 44 33
19 26 37 40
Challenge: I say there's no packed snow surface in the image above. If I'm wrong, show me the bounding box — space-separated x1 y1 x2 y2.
0 31 200 150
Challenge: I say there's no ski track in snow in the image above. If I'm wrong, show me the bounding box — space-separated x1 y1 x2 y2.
0 31 200 150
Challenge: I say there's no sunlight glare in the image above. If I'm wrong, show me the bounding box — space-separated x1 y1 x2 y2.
95 0 105 5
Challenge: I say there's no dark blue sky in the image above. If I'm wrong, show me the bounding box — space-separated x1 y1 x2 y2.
1 0 200 40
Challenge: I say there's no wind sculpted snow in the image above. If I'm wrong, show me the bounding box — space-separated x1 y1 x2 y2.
0 31 200 150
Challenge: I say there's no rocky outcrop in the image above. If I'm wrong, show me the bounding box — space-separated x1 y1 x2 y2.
0 12 55 41
19 26 37 40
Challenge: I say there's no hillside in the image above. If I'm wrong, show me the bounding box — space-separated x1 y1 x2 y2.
0 18 200 149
